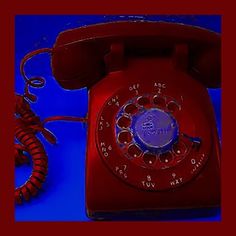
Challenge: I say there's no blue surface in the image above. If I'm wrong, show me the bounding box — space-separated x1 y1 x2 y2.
15 15 221 221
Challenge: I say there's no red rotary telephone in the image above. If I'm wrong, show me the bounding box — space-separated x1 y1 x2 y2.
16 21 221 220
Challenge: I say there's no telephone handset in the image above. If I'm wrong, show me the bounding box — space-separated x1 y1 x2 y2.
51 21 220 89
19 21 221 219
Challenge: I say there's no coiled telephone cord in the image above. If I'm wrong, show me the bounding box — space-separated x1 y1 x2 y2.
15 49 87 204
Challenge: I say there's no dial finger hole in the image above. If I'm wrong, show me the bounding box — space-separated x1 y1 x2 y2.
128 144 142 158
172 141 187 156
124 103 138 115
153 95 166 108
159 152 173 163
143 152 157 165
167 101 180 113
137 96 150 106
117 131 132 144
117 115 131 129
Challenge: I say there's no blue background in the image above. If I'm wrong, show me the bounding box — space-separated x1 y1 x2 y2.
15 15 221 221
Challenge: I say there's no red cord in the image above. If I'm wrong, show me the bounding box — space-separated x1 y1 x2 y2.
43 116 88 124
15 48 87 204
20 48 52 102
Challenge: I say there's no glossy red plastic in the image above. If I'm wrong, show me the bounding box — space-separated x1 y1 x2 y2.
50 21 221 219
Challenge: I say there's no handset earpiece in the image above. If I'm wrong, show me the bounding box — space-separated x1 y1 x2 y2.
190 46 221 88
51 40 108 90
172 43 221 88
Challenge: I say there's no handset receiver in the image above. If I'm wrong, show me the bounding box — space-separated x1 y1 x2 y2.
51 21 221 89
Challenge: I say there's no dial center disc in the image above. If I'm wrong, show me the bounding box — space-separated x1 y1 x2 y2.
133 108 179 152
